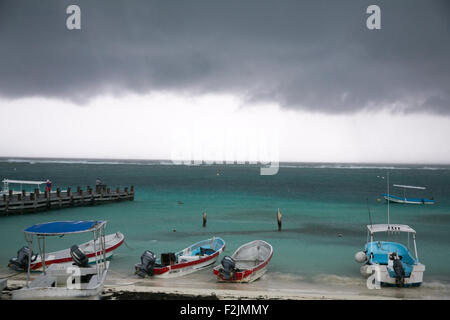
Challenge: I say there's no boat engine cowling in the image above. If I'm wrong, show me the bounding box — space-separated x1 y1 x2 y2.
70 245 89 268
8 246 35 271
220 256 236 280
136 250 156 278
354 251 368 263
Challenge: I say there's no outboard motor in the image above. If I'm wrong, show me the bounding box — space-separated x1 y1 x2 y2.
8 246 36 271
220 256 236 280
70 245 89 268
135 250 156 278
390 253 405 287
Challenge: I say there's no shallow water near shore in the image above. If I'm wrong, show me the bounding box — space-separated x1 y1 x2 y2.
1 158 450 299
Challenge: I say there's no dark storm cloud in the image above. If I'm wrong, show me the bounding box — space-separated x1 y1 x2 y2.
0 0 449 114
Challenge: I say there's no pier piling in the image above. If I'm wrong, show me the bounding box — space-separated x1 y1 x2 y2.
277 208 282 231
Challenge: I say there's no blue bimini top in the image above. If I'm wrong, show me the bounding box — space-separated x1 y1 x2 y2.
24 220 105 236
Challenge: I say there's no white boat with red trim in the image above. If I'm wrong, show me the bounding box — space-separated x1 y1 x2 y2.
11 220 112 300
135 237 225 278
213 240 273 283
9 231 124 272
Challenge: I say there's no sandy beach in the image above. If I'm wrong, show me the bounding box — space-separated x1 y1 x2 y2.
0 271 400 300
3 267 450 300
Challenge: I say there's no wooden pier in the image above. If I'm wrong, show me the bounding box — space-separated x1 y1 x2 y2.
0 185 134 215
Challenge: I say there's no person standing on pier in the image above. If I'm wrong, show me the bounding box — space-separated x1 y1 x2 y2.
96 178 102 186
45 180 52 193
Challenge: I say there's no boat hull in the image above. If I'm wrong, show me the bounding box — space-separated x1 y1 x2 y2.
152 254 220 278
9 232 124 272
383 194 434 205
136 237 225 278
360 263 425 287
213 240 273 283
12 262 109 300
0 278 7 291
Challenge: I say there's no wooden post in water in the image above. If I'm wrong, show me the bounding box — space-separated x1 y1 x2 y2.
277 208 282 231
203 212 207 227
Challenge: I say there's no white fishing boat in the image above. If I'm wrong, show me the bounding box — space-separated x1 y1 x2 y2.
135 237 225 278
213 240 273 283
355 172 425 287
9 232 124 271
12 220 112 300
355 224 425 287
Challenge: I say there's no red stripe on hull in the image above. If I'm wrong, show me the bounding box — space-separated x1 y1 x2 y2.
30 238 124 270
214 251 273 281
153 245 225 276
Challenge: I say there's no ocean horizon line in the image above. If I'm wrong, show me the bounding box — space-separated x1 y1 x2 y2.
0 156 449 170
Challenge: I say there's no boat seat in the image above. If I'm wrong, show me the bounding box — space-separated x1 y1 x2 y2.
178 255 200 263
234 259 264 268
29 275 57 288
190 246 215 256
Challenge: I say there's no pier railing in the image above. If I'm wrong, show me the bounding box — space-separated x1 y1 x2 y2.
0 185 134 215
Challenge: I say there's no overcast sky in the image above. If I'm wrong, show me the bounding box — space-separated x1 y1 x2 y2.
0 0 449 163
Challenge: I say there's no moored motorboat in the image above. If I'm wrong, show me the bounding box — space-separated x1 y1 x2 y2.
12 220 112 300
213 240 273 283
135 237 225 278
383 184 434 205
8 231 124 271
355 224 425 287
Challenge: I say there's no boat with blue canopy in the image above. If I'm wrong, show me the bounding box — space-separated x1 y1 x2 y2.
12 220 112 300
355 173 425 287
355 224 425 287
383 184 434 205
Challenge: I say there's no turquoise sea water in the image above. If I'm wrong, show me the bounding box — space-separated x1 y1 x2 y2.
1 158 450 298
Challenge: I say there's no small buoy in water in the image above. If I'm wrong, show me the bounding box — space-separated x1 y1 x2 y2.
338 233 343 238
